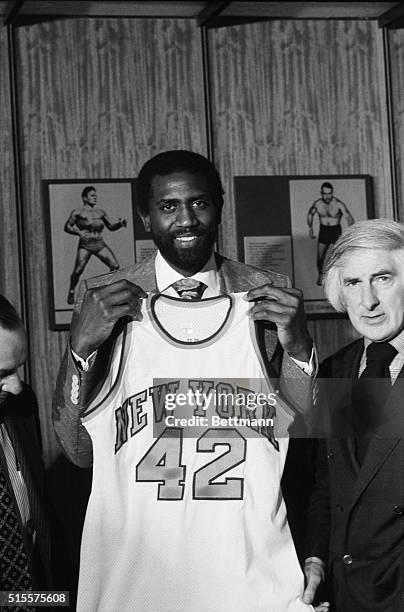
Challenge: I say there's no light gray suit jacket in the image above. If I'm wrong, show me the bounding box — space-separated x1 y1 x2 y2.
52 254 313 467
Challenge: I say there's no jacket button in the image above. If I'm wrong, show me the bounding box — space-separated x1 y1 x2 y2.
394 505 404 517
327 451 334 459
343 554 353 565
336 504 344 512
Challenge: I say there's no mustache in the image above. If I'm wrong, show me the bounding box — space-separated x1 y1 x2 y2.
173 230 207 238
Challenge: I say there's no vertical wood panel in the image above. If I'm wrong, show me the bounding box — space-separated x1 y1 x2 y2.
389 28 404 222
208 20 391 360
15 18 207 465
0 27 20 310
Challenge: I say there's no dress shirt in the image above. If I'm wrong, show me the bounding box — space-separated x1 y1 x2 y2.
72 250 314 374
155 250 220 297
360 329 404 384
0 423 31 528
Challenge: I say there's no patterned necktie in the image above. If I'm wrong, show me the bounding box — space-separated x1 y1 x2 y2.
171 279 207 300
352 341 398 464
0 461 32 590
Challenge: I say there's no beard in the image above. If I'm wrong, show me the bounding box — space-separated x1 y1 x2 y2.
151 228 217 275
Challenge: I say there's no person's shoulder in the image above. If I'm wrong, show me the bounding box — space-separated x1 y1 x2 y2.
216 254 289 290
67 207 81 216
5 382 38 418
320 337 363 374
83 254 156 292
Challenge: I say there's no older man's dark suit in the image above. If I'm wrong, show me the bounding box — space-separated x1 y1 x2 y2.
307 339 404 612
0 383 52 588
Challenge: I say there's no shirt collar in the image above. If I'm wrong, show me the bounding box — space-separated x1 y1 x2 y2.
155 250 219 294
389 328 404 356
363 328 404 356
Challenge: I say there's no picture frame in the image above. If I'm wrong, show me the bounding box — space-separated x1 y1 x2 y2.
234 175 374 318
43 178 155 330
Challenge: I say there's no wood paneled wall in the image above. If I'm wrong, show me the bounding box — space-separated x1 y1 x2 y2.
14 18 207 465
0 27 20 310
208 20 393 360
389 28 404 221
0 16 402 464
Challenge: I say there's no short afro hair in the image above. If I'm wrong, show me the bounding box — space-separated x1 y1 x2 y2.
136 150 224 217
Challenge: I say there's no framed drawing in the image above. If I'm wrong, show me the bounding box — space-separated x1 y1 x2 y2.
234 175 374 318
43 179 154 330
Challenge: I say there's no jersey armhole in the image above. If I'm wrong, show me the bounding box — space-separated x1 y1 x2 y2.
248 318 295 436
82 322 133 422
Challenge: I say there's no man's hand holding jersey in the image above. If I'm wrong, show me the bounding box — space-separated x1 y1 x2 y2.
245 282 313 363
70 279 146 359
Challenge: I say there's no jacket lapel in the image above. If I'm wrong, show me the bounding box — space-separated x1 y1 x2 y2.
328 340 363 472
217 255 279 364
216 254 288 293
85 254 158 293
4 415 52 583
350 351 404 505
4 417 45 525
126 256 157 291
330 339 363 436
351 436 400 505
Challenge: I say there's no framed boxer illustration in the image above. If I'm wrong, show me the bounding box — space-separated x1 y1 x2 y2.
43 178 155 330
234 175 373 318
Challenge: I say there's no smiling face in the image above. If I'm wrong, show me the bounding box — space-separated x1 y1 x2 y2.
340 248 404 342
0 325 27 406
140 171 220 276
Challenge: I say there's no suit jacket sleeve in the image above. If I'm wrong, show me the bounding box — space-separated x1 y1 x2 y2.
52 279 94 468
304 359 333 564
6 385 53 587
52 279 137 468
305 438 330 562
268 272 316 419
280 351 315 417
52 344 94 468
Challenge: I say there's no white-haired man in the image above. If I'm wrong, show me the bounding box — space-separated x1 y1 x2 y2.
303 218 404 611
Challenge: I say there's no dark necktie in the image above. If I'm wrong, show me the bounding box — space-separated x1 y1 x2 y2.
0 462 32 590
171 279 207 300
352 341 398 465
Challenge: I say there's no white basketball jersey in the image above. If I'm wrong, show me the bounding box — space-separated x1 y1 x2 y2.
78 293 313 612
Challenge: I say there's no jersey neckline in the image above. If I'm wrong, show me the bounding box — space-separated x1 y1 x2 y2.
147 293 234 348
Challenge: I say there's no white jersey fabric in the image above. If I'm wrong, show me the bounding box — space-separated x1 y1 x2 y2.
78 293 313 612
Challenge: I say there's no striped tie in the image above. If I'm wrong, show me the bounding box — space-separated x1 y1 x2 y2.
171 279 207 300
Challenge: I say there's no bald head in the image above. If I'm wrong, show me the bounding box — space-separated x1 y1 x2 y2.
0 296 27 405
